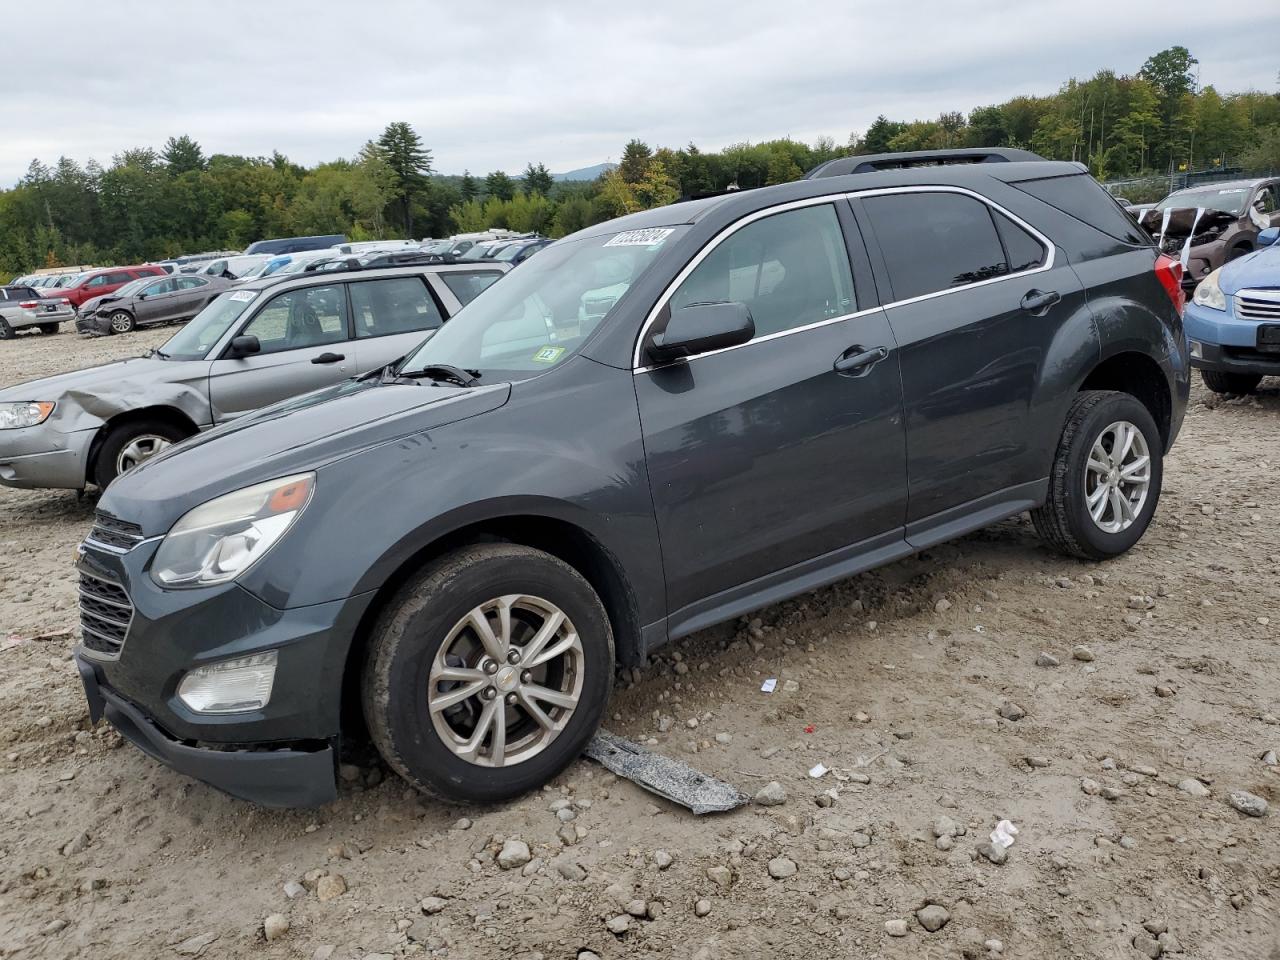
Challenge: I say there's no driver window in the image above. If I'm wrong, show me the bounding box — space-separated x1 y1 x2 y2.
240 285 347 355
1257 187 1278 214
148 278 176 295
668 204 855 338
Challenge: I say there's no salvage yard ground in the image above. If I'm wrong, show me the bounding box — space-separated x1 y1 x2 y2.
0 328 1277 960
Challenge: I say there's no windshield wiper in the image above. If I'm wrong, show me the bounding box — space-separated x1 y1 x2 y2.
385 363 481 387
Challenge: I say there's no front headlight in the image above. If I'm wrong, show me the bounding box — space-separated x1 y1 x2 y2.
0 401 55 430
151 473 314 587
1192 268 1226 311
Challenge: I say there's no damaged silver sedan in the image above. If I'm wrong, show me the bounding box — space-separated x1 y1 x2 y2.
0 261 508 489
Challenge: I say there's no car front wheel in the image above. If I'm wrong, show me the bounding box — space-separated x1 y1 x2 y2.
1200 370 1261 395
1032 390 1164 560
108 311 135 334
94 419 189 487
363 543 614 803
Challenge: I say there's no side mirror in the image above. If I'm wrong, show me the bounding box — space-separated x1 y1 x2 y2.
647 302 755 363
137 292 148 300
230 335 261 357
1258 227 1280 248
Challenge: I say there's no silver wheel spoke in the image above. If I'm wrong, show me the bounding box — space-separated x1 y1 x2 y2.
1120 456 1150 481
457 697 500 761
1087 483 1109 508
523 683 578 710
519 609 565 666
429 678 487 713
1087 453 1111 474
1115 423 1136 465
435 665 486 683
517 690 557 730
488 702 507 765
1115 489 1135 523
525 630 578 669
468 607 507 662
1091 489 1110 522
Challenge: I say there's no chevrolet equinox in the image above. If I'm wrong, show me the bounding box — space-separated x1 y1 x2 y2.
73 149 1189 807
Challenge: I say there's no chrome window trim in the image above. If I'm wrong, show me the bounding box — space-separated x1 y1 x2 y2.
632 185 1055 372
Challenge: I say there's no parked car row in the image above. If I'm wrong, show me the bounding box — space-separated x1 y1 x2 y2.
3 148 1197 809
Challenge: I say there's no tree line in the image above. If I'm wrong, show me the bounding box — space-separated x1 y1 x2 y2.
2 46 1277 275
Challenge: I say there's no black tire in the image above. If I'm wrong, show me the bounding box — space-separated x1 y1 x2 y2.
362 543 614 803
1200 369 1261 395
107 310 135 334
93 418 190 488
1031 390 1164 561
0 318 12 340
1226 244 1251 262
38 323 59 335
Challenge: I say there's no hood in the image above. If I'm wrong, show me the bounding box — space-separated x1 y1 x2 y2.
1135 207 1236 242
100 376 512 535
1220 244 1280 296
80 292 128 314
0 355 174 404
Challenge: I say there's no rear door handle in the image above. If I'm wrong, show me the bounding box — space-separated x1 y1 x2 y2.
1020 289 1061 313
311 352 346 365
834 345 889 374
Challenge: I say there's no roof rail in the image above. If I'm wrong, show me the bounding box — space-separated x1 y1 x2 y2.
805 148 1046 180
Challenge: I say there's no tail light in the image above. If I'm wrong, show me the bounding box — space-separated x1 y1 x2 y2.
19 301 40 309
1154 254 1185 315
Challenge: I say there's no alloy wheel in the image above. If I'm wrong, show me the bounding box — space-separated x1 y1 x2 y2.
427 595 584 767
116 435 171 475
109 312 132 333
1084 420 1151 534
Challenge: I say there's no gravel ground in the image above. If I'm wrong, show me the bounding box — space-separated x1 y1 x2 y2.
0 328 1277 960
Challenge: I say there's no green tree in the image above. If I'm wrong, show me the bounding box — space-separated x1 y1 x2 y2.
162 135 206 175
484 170 514 201
862 115 905 153
619 139 653 183
450 198 487 232
634 159 680 208
551 196 593 237
460 171 478 202
521 162 555 196
967 106 1009 146
1241 125 1280 174
375 121 432 236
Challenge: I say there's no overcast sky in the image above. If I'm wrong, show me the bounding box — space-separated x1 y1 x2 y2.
2 0 1277 186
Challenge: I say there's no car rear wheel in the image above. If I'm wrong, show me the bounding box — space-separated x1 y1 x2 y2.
108 311 135 334
362 543 614 803
1200 370 1261 395
38 323 59 335
0 319 12 340
93 419 189 488
1032 390 1163 561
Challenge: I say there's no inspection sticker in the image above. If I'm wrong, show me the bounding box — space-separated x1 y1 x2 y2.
604 228 674 248
228 290 257 302
532 345 566 364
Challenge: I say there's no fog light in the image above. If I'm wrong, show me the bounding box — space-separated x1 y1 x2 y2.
177 650 277 714
1188 340 1203 359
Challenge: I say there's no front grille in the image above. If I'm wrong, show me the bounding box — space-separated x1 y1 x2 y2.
87 511 145 551
79 572 133 658
1236 290 1280 322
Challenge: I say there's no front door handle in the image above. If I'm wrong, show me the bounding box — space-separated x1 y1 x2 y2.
1020 289 1061 313
834 345 889 375
311 352 346 365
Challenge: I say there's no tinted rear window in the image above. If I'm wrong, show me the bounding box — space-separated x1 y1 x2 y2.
864 192 1009 302
1012 174 1149 245
440 271 503 305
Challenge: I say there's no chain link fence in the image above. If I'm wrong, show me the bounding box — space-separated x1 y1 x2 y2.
1101 162 1277 204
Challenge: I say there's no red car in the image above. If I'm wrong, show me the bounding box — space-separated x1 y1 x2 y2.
57 265 167 309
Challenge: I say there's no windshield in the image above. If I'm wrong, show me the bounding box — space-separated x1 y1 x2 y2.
159 290 257 360
1157 186 1249 215
496 243 535 262
400 226 683 380
423 240 453 254
273 253 331 276
457 244 493 261
107 278 151 298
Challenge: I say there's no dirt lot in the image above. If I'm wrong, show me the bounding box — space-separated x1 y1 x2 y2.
0 327 1277 960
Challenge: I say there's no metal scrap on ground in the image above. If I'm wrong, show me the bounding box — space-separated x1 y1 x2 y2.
584 730 749 815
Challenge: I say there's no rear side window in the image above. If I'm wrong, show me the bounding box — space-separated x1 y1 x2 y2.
350 277 444 338
1012 174 1148 245
863 192 1008 302
993 212 1047 273
670 203 855 338
440 271 503 305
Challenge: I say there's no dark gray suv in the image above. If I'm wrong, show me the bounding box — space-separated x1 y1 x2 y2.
74 149 1189 807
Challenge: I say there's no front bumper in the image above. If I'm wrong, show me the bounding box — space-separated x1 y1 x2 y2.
1184 300 1280 376
75 313 109 336
77 656 337 807
74 538 376 807
0 425 95 489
